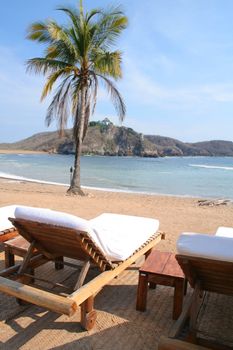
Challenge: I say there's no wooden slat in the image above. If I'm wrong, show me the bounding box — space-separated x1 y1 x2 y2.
0 228 18 243
69 233 162 306
0 276 77 316
164 254 184 278
176 255 233 292
10 218 162 273
0 264 21 277
140 251 170 274
140 251 184 280
4 236 30 250
9 218 112 270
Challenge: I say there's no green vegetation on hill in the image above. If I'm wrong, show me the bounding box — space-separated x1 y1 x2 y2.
1 120 233 157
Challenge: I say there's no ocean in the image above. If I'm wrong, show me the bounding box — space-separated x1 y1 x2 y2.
0 153 233 199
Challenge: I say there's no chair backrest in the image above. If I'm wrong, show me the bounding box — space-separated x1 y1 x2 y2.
176 254 233 295
176 232 233 295
10 218 113 271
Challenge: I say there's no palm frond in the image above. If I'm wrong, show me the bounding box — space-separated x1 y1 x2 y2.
93 50 122 79
45 40 77 64
57 6 79 24
26 58 70 75
45 76 73 132
47 21 78 58
91 7 128 49
26 21 52 43
85 8 102 23
41 68 75 101
57 6 82 35
97 74 126 122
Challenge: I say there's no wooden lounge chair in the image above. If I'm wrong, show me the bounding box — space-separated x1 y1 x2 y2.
0 206 164 330
158 336 212 350
171 232 233 350
0 205 18 243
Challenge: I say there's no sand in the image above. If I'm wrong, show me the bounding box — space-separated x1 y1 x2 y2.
1 177 232 251
1 178 233 349
0 149 46 154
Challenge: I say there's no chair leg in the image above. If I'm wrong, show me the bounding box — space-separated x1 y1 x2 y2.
184 278 188 295
173 279 184 320
55 256 64 270
136 272 148 311
80 296 97 330
5 249 15 268
149 281 156 289
187 282 202 343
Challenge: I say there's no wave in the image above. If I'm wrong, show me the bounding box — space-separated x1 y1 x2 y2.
189 164 233 171
0 171 69 186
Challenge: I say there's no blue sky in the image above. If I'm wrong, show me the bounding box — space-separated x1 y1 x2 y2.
1 0 233 143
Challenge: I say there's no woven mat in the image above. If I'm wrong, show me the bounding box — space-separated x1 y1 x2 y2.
0 249 232 350
197 292 233 348
0 252 175 350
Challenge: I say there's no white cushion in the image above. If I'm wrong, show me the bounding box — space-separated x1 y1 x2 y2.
0 205 17 233
15 206 91 233
89 213 159 261
216 226 233 238
177 232 233 262
14 206 159 262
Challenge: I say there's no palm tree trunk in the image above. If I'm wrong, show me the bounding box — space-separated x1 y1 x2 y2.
67 85 87 196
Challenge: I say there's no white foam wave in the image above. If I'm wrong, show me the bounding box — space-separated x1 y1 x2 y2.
0 171 69 186
189 164 233 171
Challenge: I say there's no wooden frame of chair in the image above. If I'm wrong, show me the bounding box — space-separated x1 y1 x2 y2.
0 217 164 330
158 336 212 350
169 254 233 350
0 227 18 243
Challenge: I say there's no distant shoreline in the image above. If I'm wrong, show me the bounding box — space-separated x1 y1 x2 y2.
0 149 46 154
1 148 233 157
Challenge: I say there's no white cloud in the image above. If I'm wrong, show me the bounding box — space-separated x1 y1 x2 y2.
122 57 233 112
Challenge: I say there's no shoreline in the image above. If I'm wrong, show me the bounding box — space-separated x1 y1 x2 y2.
0 149 46 154
0 173 230 201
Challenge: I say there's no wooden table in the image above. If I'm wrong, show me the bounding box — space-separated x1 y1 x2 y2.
136 250 186 320
4 236 63 270
4 236 31 268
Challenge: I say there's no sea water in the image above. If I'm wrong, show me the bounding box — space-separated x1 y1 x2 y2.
0 153 233 199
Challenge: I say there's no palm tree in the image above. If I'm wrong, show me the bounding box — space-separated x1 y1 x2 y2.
26 1 128 195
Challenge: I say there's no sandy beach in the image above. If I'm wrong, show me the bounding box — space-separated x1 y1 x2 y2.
1 177 232 250
0 149 46 154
